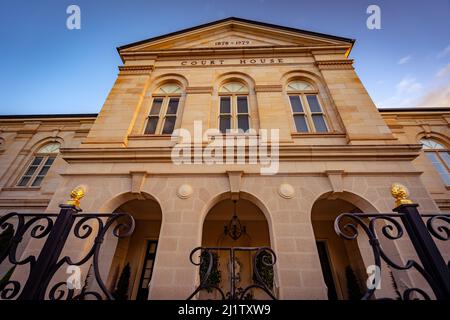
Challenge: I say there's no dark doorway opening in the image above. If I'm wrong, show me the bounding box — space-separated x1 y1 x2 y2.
316 240 338 300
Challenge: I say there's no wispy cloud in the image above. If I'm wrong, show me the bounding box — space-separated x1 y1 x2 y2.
436 63 450 78
437 45 450 58
396 76 422 94
377 76 423 107
398 55 411 65
416 83 450 107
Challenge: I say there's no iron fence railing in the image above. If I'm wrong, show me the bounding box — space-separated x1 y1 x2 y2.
334 204 450 300
0 204 135 300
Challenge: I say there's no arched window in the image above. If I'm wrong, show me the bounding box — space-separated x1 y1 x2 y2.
420 138 450 186
218 82 250 133
17 142 60 187
144 83 182 135
286 80 328 133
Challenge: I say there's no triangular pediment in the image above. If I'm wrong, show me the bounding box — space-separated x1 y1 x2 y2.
118 17 354 54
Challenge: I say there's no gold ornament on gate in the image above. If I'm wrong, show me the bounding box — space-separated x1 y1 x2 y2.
67 185 86 207
391 183 413 207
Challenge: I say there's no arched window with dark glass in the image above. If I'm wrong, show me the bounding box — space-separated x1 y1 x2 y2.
420 138 450 186
218 82 250 133
144 83 182 135
286 80 328 133
17 142 60 187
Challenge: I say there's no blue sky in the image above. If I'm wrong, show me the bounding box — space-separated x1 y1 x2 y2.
0 0 449 115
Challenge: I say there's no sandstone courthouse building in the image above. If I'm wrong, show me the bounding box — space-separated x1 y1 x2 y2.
0 18 449 300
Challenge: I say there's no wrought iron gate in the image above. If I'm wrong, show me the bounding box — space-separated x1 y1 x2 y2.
187 247 277 300
0 187 135 300
334 185 450 300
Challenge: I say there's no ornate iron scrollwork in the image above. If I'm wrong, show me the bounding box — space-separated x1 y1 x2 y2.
334 212 450 300
0 212 57 300
0 211 135 300
187 246 277 300
423 214 450 269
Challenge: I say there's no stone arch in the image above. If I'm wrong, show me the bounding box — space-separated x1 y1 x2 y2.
416 132 450 148
214 71 256 94
99 191 162 214
198 190 278 299
309 190 380 219
100 191 163 300
199 190 275 247
146 73 189 96
25 135 64 153
309 190 378 300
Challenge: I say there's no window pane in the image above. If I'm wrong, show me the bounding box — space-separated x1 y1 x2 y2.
32 157 43 166
144 117 159 134
17 176 30 187
220 97 231 114
167 98 179 115
31 176 44 187
237 96 248 113
294 115 309 132
150 99 163 115
157 84 182 94
426 153 450 185
307 95 322 113
219 116 231 133
45 157 55 166
237 115 250 132
221 82 248 93
24 165 38 176
312 115 328 132
289 96 303 113
287 81 314 91
37 166 50 176
38 143 60 154
440 152 450 167
162 116 176 134
421 139 445 150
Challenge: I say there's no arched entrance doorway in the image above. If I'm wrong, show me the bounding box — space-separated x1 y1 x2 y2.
106 197 162 300
311 193 367 300
200 197 273 299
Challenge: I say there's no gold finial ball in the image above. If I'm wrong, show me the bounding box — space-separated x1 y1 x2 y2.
67 185 86 207
391 183 413 207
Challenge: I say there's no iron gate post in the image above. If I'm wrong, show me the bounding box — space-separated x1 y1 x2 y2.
394 204 450 300
18 204 80 300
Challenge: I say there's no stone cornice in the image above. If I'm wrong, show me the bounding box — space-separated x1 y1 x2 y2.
118 65 153 75
316 59 354 70
120 45 352 61
61 144 422 163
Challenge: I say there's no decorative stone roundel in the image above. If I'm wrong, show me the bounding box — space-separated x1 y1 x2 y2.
177 184 193 199
278 183 295 199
